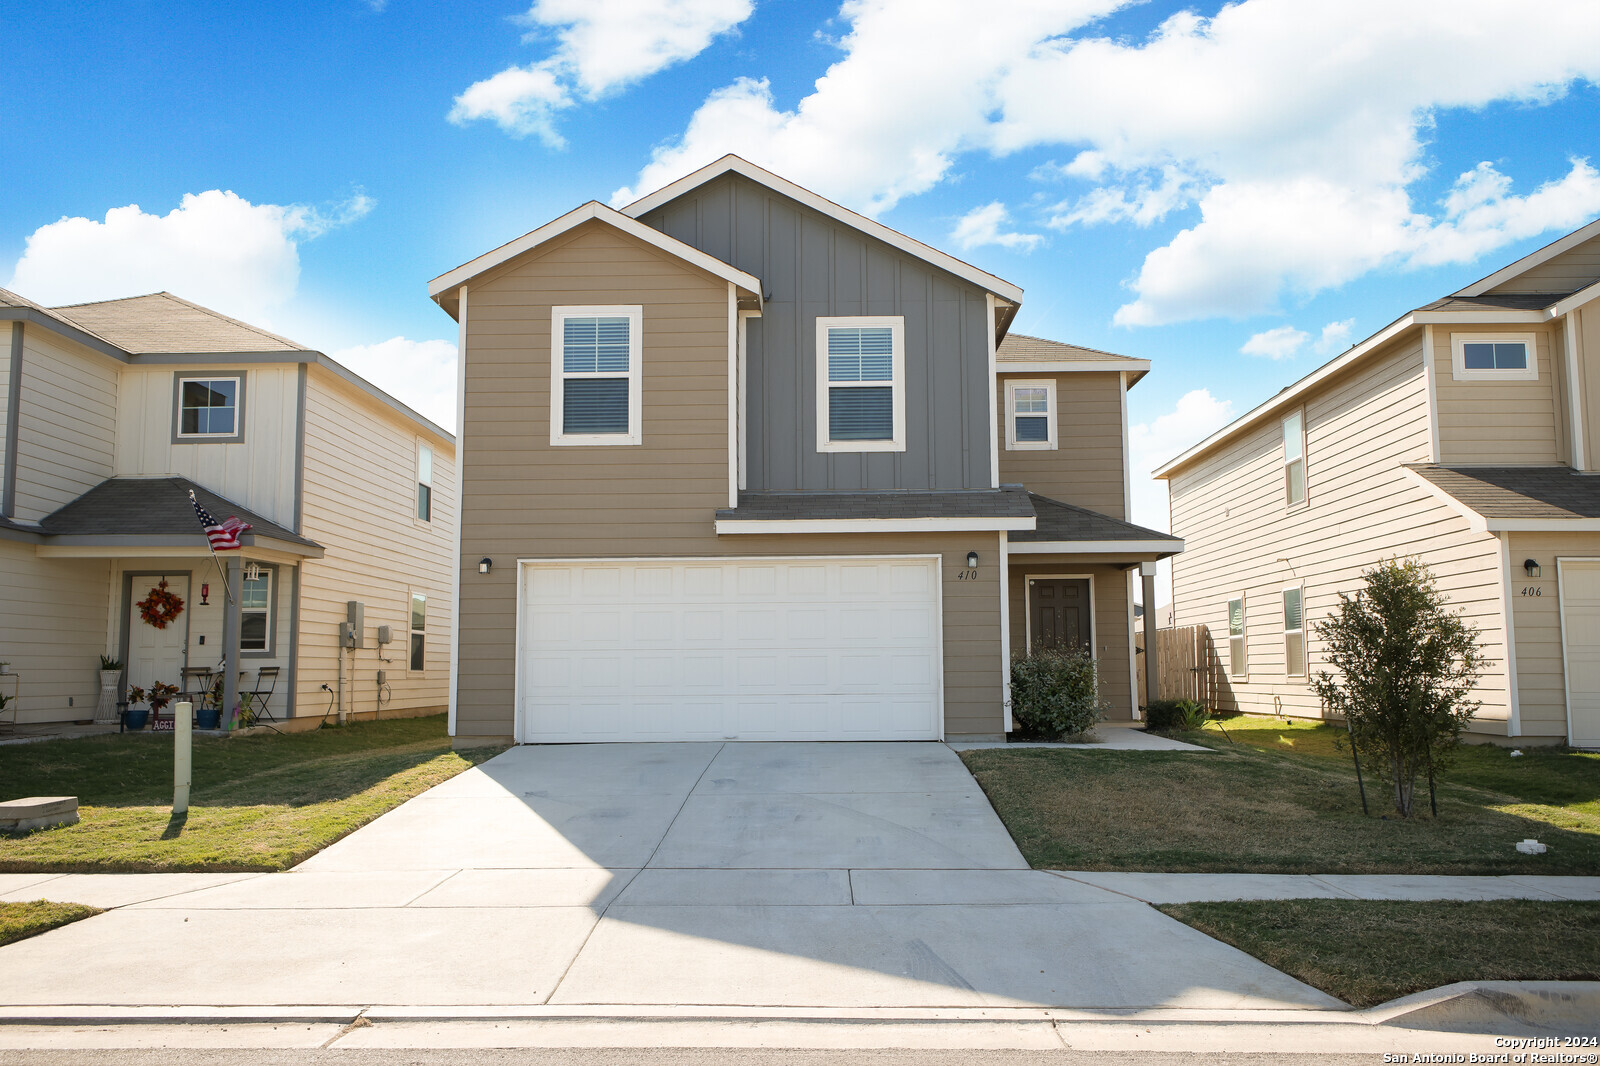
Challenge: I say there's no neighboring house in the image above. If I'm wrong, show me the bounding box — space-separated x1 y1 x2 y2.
0 289 455 727
434 155 1180 746
1155 218 1600 748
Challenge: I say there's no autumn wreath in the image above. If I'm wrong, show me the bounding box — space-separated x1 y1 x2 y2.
136 579 185 629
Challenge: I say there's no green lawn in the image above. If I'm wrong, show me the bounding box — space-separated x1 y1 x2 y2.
960 717 1600 873
0 715 504 872
0 900 101 947
1158 899 1600 1007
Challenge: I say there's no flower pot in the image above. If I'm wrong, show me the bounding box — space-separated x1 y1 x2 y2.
195 706 222 730
95 670 122 724
124 707 150 731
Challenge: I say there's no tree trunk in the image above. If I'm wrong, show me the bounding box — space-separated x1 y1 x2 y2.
1391 752 1414 817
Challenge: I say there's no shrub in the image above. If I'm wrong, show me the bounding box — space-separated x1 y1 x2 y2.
1145 698 1208 732
1311 558 1485 818
1009 647 1107 740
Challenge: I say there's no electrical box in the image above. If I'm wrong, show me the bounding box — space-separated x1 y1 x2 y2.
345 601 365 648
375 625 393 645
376 669 387 685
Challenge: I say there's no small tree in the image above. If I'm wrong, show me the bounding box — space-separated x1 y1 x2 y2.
1311 559 1484 818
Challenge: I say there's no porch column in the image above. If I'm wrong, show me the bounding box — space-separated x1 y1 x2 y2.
1141 561 1158 710
221 556 242 723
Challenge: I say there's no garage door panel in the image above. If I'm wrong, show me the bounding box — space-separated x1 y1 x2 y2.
1561 564 1600 747
518 557 943 743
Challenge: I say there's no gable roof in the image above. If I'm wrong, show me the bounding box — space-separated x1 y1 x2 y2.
50 293 308 354
427 200 763 316
1403 464 1600 530
1453 217 1600 297
996 332 1150 383
620 155 1026 306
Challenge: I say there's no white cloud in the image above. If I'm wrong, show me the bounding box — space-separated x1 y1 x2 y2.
451 0 753 145
1128 387 1236 606
1314 318 1355 356
623 0 1600 320
330 337 459 433
1240 324 1308 360
6 190 372 325
950 202 1042 252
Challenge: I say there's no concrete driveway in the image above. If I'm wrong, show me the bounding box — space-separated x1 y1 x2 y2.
0 742 1339 1011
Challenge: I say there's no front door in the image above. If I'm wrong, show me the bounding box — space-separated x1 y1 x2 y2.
1028 578 1091 654
127 574 190 696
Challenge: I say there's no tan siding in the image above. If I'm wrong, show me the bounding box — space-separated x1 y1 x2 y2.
114 365 300 527
1008 562 1135 719
1580 306 1600 471
1434 326 1562 466
1168 336 1512 733
457 221 1003 739
997 371 1125 518
0 542 112 723
297 370 455 720
1508 532 1600 740
11 326 118 522
1486 234 1600 294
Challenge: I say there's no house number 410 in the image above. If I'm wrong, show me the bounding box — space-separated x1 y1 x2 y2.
1521 586 1543 596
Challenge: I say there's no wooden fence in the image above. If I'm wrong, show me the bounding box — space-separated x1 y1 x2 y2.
1135 624 1227 708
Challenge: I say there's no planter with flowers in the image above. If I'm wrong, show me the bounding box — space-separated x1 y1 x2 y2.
95 654 123 724
123 681 178 731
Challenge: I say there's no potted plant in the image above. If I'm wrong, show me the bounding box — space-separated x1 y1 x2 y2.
124 686 150 730
95 655 123 724
195 676 224 731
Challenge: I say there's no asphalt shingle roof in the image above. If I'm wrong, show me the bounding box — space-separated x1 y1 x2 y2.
996 333 1141 364
48 293 310 354
1417 293 1571 313
39 477 321 548
717 486 1035 522
1014 493 1183 545
1405 464 1600 521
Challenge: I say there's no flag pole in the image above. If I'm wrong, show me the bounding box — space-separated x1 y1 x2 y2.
189 490 236 606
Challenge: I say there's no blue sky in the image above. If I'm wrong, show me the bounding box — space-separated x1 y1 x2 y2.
6 0 1600 595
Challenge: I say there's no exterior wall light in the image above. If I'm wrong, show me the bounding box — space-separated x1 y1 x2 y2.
966 552 979 569
478 558 493 575
1524 559 1541 579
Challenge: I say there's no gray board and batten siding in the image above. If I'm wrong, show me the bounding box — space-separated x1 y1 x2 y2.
638 172 995 493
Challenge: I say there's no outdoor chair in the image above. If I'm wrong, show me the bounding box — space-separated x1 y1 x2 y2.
248 666 280 724
180 666 216 708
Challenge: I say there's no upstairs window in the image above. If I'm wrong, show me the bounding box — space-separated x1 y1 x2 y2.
174 375 244 442
1005 380 1058 450
416 443 433 522
1228 594 1247 678
1451 333 1537 381
551 306 642 446
1283 586 1305 677
1282 409 1306 507
816 317 905 453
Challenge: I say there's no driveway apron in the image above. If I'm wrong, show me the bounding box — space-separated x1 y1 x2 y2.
0 741 1340 1010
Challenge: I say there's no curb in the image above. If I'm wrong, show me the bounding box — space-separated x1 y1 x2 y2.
1362 981 1600 1032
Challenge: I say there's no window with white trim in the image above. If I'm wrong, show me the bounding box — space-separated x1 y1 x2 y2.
1282 409 1306 507
551 306 642 445
416 443 433 522
1228 594 1247 678
1283 586 1305 677
815 317 906 453
240 566 272 653
409 592 426 672
1450 333 1537 381
1005 379 1057 450
175 375 243 441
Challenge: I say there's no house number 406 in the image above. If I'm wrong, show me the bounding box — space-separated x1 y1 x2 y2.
1521 586 1543 596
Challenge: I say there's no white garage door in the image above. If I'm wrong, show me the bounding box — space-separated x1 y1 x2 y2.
1561 561 1600 748
517 556 943 743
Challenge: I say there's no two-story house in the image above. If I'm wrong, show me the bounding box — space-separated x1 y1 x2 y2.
0 289 456 728
1156 218 1600 748
436 156 1180 746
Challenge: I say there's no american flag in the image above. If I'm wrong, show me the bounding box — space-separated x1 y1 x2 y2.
189 490 251 551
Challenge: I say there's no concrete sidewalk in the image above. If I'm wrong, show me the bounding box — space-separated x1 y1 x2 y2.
1051 871 1600 903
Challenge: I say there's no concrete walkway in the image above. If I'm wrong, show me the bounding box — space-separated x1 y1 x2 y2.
0 741 1338 1013
1052 871 1600 903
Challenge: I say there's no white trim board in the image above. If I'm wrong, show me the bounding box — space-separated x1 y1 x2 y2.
620 155 1025 304
1453 217 1600 297
1007 539 1183 555
428 200 763 301
996 359 1151 374
716 516 1036 534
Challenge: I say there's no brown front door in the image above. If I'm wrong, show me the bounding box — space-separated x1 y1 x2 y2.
1029 578 1091 654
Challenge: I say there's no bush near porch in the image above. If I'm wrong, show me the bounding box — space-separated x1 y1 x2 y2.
962 715 1600 874
0 715 504 873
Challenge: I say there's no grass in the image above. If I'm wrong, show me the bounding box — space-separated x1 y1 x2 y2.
960 716 1600 873
1157 899 1600 1007
0 714 504 872
0 900 101 947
